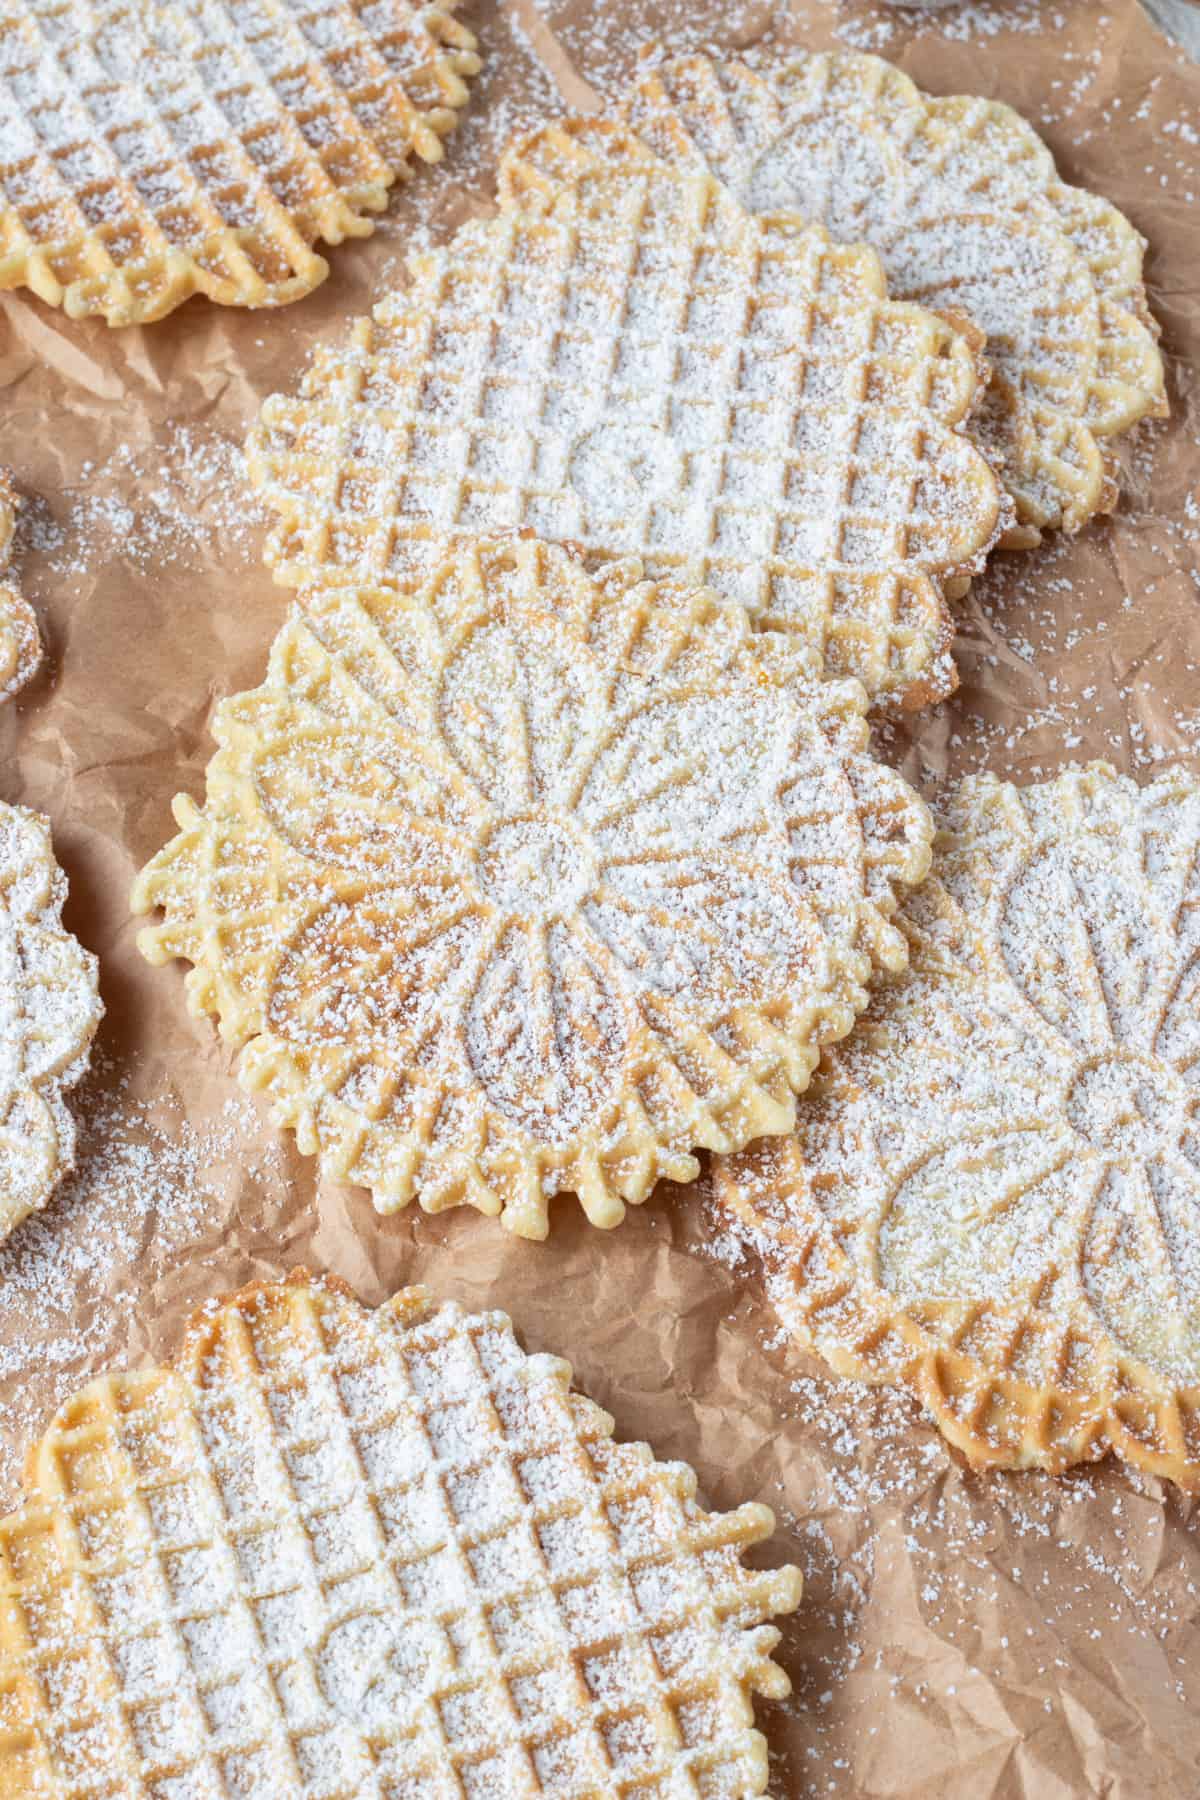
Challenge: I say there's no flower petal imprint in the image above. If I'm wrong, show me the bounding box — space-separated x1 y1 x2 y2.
132 536 933 1237
716 765 1200 1488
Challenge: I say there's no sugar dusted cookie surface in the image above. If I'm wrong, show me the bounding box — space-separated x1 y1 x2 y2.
0 1272 802 1797
133 535 933 1236
249 119 1003 712
717 765 1200 1489
0 474 38 701
0 801 101 1241
0 0 480 325
623 51 1167 544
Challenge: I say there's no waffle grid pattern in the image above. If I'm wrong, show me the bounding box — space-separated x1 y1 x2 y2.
716 765 1200 1489
0 1278 802 1796
0 0 479 324
248 123 1002 712
620 51 1167 543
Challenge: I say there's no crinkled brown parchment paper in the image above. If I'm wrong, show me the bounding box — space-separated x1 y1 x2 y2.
2 2 1200 1794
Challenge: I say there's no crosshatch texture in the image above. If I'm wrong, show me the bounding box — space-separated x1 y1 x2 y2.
620 50 1167 545
249 120 1003 711
0 1274 802 1797
0 0 480 323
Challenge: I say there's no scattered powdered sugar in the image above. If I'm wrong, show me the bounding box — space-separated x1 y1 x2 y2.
880 451 1200 788
424 0 569 197
0 1055 287 1506
16 426 266 584
695 1191 1200 1797
834 2 1073 51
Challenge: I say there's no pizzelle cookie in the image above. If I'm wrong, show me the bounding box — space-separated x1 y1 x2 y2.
0 473 39 701
715 765 1200 1489
622 51 1167 545
0 0 480 326
0 801 102 1241
248 118 1004 712
132 535 933 1236
0 1272 803 1798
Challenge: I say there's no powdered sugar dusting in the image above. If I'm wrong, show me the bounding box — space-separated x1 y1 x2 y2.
713 765 1200 1488
0 801 101 1242
132 537 933 1236
15 427 266 584
623 49 1164 540
0 0 479 323
693 1187 1200 1795
0 1277 799 1796
249 122 1000 707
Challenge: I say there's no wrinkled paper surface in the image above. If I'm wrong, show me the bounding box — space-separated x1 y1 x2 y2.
2 2 1199 1794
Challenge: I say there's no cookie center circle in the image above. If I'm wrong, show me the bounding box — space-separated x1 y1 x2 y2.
568 422 683 523
476 814 592 919
1066 1053 1185 1161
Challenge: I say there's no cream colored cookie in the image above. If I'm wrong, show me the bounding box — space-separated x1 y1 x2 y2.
0 0 480 325
716 765 1200 1489
0 473 39 700
133 535 933 1236
622 51 1167 544
0 1271 802 1798
248 119 1004 712
0 800 101 1240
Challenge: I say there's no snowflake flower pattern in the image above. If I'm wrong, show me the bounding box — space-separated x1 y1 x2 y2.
0 802 102 1239
133 537 932 1237
718 766 1200 1487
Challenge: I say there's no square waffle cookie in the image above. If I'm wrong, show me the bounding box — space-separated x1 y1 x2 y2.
0 1272 802 1797
715 765 1200 1490
0 800 101 1242
132 535 934 1237
248 118 1004 712
0 472 39 700
620 50 1167 546
0 0 480 324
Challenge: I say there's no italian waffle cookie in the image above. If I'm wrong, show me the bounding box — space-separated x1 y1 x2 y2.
714 764 1200 1489
0 1271 803 1798
0 472 39 700
132 534 933 1237
248 117 1005 712
0 0 480 327
620 50 1168 546
0 800 102 1242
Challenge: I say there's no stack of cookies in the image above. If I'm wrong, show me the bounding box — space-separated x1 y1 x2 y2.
0 31 1194 1800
